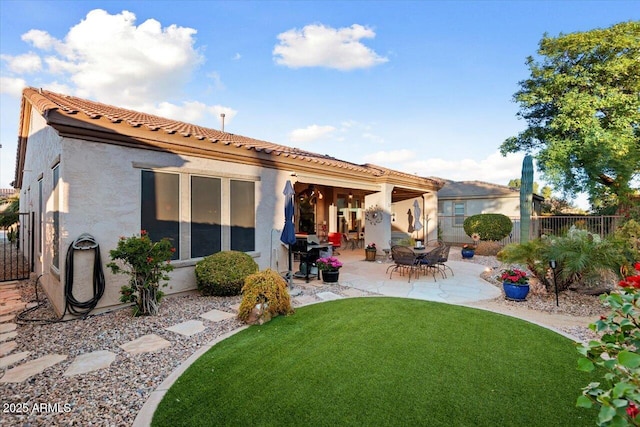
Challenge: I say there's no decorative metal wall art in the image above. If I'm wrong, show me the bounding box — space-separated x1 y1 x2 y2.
365 205 384 226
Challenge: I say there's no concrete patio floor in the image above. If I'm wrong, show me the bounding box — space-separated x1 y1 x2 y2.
303 247 502 304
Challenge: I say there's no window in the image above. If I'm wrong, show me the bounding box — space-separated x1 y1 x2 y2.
454 202 465 226
140 170 257 258
52 165 60 268
230 180 255 252
191 176 221 257
141 171 180 259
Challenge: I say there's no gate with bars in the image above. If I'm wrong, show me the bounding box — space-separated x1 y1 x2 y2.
0 212 33 282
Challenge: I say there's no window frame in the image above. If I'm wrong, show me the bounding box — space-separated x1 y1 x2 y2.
453 202 466 227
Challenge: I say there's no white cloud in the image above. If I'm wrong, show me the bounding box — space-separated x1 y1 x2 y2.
363 149 415 164
7 9 238 130
207 105 237 130
21 29 59 50
273 24 388 70
364 150 528 185
289 124 336 143
19 9 204 108
207 71 225 91
0 77 27 97
1 52 42 74
135 100 237 130
362 132 384 144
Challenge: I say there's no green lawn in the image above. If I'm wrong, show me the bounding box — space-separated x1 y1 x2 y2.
153 297 599 426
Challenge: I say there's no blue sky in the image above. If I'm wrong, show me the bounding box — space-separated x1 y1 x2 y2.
1 1 637 208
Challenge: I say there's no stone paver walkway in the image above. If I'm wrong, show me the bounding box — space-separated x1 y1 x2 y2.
0 283 240 384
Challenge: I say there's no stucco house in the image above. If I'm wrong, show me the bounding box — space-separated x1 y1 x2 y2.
14 88 443 316
437 180 543 244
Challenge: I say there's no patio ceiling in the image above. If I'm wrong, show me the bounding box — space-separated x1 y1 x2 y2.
392 187 428 203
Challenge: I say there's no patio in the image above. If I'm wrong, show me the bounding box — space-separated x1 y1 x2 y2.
292 247 502 304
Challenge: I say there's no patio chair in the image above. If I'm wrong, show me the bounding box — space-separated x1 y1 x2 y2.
437 245 454 278
328 232 342 255
343 233 358 250
418 246 445 281
386 245 421 282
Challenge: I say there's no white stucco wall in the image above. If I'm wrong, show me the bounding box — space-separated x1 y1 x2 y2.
21 126 292 314
19 107 64 313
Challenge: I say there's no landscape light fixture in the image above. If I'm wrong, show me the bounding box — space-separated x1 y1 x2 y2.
549 260 559 306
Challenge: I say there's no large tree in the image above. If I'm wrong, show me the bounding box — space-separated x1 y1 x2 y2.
501 21 640 208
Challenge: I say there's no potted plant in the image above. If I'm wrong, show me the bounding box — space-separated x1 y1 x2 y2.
316 256 343 283
499 268 530 301
461 233 480 258
365 242 377 261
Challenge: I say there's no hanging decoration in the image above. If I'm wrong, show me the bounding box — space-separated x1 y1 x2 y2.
365 205 384 226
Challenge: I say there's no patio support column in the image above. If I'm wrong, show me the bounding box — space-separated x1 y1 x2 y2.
363 183 393 252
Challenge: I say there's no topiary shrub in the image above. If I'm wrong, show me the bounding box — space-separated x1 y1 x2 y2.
463 214 513 241
238 269 294 324
195 251 258 296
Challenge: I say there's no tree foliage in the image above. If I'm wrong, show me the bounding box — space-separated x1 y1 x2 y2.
501 21 640 207
0 195 19 229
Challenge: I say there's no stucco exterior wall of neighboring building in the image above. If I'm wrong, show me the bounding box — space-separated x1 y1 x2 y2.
438 196 520 243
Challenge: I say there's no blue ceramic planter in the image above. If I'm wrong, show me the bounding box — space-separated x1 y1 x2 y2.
503 282 530 301
461 248 475 259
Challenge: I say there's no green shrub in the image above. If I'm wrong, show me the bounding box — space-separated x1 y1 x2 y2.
576 264 640 426
498 226 627 292
463 214 513 241
107 231 174 316
195 251 258 296
614 219 640 264
238 269 294 323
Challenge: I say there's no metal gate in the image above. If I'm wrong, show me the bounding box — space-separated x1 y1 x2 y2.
0 212 33 282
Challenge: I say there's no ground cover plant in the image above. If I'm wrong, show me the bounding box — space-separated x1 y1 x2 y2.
153 298 600 426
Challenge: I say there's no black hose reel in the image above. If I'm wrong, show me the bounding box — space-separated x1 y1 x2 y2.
64 233 105 317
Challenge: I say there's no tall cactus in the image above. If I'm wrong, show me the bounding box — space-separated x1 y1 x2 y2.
520 154 534 243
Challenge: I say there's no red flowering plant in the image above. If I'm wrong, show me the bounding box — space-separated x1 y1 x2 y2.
499 268 529 286
316 256 343 272
107 230 175 316
577 261 640 426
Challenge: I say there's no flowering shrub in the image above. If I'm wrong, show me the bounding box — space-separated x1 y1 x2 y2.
462 243 476 250
316 256 343 272
499 268 529 285
107 231 174 316
366 242 377 250
577 262 640 426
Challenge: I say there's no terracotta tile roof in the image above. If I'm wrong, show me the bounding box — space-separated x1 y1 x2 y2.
21 88 443 188
438 179 543 200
